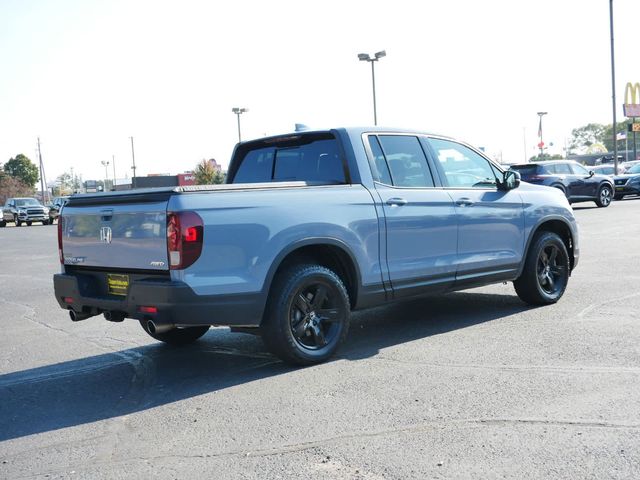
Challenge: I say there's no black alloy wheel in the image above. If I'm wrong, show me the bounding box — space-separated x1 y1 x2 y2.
262 264 350 365
514 231 570 305
535 244 567 296
289 282 343 351
596 185 612 207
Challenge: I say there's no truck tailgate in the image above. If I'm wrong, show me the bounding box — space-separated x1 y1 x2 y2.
62 201 169 271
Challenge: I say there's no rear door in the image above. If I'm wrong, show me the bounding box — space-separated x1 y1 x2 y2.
366 134 458 297
425 138 524 284
62 200 169 271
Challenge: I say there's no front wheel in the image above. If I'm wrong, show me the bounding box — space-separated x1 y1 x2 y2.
595 185 612 207
14 215 21 227
26 221 32 226
0 220 5 227
139 320 210 346
262 264 350 366
514 231 570 305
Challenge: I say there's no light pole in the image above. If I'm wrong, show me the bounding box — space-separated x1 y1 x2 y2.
101 160 110 191
358 50 386 125
232 107 248 142
537 111 548 159
609 0 619 174
129 136 137 188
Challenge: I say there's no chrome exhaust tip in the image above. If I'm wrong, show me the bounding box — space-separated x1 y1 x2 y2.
147 319 175 335
69 310 93 322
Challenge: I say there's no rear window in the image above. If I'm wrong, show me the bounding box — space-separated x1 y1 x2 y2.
232 135 346 184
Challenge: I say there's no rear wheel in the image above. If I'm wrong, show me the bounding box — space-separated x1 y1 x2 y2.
0 220 5 227
262 264 350 366
595 184 612 207
514 231 570 305
139 320 210 346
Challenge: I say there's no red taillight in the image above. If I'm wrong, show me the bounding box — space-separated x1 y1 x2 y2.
63 297 74 304
138 306 158 314
57 216 64 264
167 211 204 270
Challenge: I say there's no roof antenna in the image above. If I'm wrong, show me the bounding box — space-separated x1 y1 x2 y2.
295 123 310 132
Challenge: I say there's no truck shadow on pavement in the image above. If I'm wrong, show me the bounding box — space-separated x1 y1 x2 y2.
0 291 531 442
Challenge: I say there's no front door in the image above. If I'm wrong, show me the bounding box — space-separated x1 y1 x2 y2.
425 138 525 285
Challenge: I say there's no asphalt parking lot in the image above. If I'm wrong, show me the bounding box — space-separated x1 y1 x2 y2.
1 198 639 479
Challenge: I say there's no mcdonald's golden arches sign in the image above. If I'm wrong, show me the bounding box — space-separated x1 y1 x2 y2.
624 82 640 117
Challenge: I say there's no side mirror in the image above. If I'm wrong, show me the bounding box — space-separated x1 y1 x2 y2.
588 170 595 178
500 170 520 190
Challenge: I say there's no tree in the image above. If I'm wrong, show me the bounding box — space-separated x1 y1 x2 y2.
529 153 564 162
0 174 33 204
194 159 224 185
4 154 39 187
569 124 606 152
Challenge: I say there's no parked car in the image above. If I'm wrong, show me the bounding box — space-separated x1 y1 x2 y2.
595 154 624 165
613 163 640 199
48 196 69 224
2 197 50 226
54 127 579 365
591 165 616 176
619 160 640 174
509 160 614 207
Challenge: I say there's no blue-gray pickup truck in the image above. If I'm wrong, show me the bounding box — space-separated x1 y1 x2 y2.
54 127 579 365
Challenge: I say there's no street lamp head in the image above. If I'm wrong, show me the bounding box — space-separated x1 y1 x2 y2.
232 107 248 114
537 111 548 116
358 53 371 61
374 50 386 59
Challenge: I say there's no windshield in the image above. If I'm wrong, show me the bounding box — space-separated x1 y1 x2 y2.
15 198 41 207
628 164 640 174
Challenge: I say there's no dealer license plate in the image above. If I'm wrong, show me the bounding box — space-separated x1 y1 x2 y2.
107 274 129 296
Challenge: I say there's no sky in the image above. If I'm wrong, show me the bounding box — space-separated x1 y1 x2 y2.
1 0 639 185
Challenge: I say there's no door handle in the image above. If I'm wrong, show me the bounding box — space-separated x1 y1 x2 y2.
455 198 474 207
386 197 408 206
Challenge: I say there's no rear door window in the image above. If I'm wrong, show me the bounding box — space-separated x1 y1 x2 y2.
554 163 573 175
372 135 435 188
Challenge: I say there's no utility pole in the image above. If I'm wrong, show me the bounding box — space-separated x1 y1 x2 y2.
130 136 137 188
37 137 49 204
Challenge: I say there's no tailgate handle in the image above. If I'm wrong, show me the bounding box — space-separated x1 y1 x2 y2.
100 209 114 221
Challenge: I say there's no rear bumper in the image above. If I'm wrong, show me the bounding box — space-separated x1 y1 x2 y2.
53 272 264 327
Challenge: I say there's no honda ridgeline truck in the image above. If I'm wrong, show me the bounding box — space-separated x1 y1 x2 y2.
54 128 579 365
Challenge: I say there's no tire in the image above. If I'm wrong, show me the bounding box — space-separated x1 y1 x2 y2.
595 184 612 207
15 215 22 227
614 194 625 200
26 221 32 226
139 320 210 346
42 220 49 225
514 231 570 305
262 264 351 366
0 220 5 228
